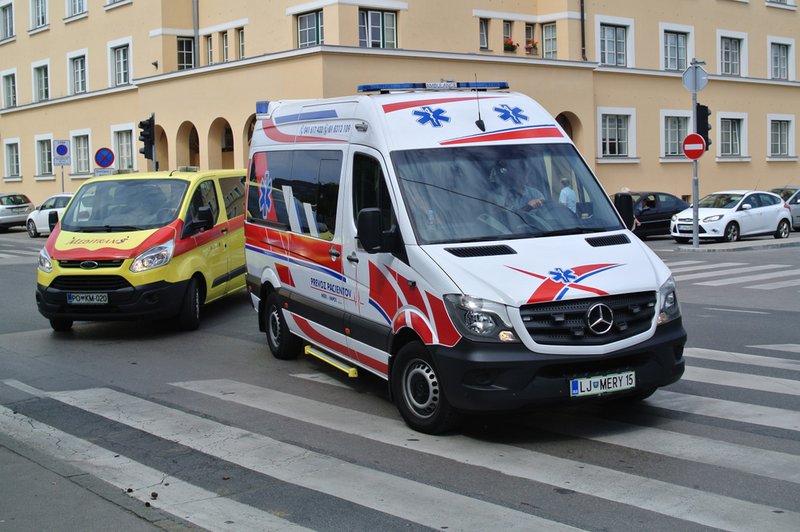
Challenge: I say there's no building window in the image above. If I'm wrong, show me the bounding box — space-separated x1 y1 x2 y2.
771 43 789 80
1 3 14 40
34 64 49 102
4 142 19 177
720 118 742 156
2 73 15 108
222 32 229 61
601 114 629 157
720 37 741 76
70 55 86 94
72 134 90 173
770 120 790 157
664 116 689 156
543 23 556 59
359 9 396 49
237 28 244 58
600 24 626 66
298 11 323 48
113 45 129 85
664 31 687 71
503 20 512 42
206 35 213 64
114 129 133 170
177 37 194 70
479 19 488 50
30 0 47 29
68 0 86 17
524 23 535 54
36 138 53 175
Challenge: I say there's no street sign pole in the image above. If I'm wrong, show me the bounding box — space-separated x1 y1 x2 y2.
683 58 707 248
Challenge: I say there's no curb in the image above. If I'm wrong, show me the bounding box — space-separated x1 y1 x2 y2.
673 235 800 252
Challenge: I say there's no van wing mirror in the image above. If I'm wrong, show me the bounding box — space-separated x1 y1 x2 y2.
357 208 398 254
48 210 59 232
613 192 636 231
196 206 215 232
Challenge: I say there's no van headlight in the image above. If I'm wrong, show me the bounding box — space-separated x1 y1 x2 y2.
444 294 519 343
130 240 174 272
38 248 53 273
657 276 681 325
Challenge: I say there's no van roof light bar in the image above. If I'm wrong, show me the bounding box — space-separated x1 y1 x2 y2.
357 81 509 93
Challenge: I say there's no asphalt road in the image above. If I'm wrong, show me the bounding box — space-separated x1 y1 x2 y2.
1 227 799 531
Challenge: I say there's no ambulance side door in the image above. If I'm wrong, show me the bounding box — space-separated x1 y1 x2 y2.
182 179 228 302
341 148 402 374
217 173 248 292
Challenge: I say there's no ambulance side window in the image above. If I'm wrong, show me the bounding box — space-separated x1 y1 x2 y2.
352 153 394 231
290 151 342 241
219 174 246 219
186 180 219 227
246 151 292 228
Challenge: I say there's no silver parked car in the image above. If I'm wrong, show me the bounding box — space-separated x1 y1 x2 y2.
0 193 35 232
770 185 800 231
670 190 792 243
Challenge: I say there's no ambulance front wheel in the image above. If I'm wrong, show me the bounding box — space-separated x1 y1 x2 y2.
265 292 301 360
392 341 461 435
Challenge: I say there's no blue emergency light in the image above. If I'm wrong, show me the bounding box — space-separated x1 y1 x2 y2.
357 81 509 93
256 100 270 114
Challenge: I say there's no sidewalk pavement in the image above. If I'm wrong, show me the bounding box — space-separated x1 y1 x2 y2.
672 229 800 252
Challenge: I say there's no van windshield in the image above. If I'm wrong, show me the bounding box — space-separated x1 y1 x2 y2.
60 179 189 232
391 143 623 245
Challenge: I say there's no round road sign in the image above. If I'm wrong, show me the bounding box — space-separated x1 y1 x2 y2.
682 133 706 160
95 147 115 168
55 143 69 157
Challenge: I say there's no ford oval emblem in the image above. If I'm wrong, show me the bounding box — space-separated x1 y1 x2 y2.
80 260 99 269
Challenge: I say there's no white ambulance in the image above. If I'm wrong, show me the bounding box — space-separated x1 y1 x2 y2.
245 81 686 434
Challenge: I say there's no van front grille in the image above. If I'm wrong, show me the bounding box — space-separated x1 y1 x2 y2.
50 275 132 291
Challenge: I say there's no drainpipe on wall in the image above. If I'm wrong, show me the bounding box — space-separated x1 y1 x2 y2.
193 0 199 68
580 0 587 61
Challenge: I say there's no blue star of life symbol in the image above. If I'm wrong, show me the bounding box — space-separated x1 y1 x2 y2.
259 170 272 218
549 268 577 284
494 104 529 124
412 106 450 128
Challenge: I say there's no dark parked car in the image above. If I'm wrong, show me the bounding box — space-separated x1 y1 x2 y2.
770 186 799 231
624 191 690 239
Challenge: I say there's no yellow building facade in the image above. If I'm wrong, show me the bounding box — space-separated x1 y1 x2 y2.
1 0 798 205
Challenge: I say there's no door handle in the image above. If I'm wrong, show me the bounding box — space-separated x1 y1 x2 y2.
346 252 359 264
329 247 341 261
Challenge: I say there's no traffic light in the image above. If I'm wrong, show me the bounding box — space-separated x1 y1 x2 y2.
696 103 712 151
138 114 155 160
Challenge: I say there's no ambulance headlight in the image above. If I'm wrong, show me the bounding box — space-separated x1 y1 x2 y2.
657 276 681 325
38 248 53 273
130 240 174 272
444 294 519 343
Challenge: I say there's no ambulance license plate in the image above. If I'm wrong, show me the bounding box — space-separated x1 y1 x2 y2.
570 371 635 398
67 293 108 305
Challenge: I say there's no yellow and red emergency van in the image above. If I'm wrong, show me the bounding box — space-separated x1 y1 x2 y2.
36 169 247 332
244 82 686 434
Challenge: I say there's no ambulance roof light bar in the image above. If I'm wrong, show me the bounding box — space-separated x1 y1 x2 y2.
357 81 509 94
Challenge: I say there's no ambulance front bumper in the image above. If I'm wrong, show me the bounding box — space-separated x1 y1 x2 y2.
430 318 686 413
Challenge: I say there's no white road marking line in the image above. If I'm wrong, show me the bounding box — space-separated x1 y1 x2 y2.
668 262 745 273
171 379 800 531
0 405 311 532
682 366 800 396
290 373 351 389
47 386 578 532
662 260 707 267
747 344 800 354
695 268 800 286
749 277 800 289
703 307 770 314
685 347 800 370
675 264 789 282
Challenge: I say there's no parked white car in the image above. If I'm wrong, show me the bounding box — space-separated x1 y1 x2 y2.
670 190 792 243
770 185 800 231
26 193 73 238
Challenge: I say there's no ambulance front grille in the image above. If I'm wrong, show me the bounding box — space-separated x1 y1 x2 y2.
519 291 656 346
50 275 132 291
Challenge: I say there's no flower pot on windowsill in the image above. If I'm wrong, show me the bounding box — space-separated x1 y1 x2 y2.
526 46 538 55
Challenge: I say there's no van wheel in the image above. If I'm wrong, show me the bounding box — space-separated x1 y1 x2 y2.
50 318 73 332
177 277 201 331
775 219 790 239
265 292 301 360
27 220 39 238
391 341 460 434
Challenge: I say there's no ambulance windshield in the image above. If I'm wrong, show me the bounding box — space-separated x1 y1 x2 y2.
60 179 189 232
392 143 624 245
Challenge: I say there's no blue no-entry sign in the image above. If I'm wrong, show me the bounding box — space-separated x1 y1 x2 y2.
95 147 115 168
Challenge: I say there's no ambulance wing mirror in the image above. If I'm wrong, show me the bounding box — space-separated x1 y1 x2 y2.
184 206 215 237
613 192 636 231
48 210 59 232
357 208 397 254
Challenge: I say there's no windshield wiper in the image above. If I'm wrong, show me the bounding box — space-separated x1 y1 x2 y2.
78 225 144 233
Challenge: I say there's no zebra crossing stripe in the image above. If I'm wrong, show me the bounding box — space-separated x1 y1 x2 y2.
674 264 788 282
170 379 800 531
46 386 577 532
662 260 706 267
683 365 800 396
684 347 800 370
749 277 800 290
695 268 800 286
748 344 800 354
668 262 745 273
0 405 311 532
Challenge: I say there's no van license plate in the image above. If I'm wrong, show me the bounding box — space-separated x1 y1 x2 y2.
570 371 635 398
67 293 108 305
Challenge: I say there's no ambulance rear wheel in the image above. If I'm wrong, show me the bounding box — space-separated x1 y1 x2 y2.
265 292 301 360
392 341 460 434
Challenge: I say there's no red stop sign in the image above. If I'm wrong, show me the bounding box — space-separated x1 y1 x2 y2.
683 133 706 160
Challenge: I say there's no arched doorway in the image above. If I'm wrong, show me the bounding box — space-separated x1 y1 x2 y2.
154 125 169 171
242 114 256 168
555 112 581 142
208 117 234 169
176 121 200 168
